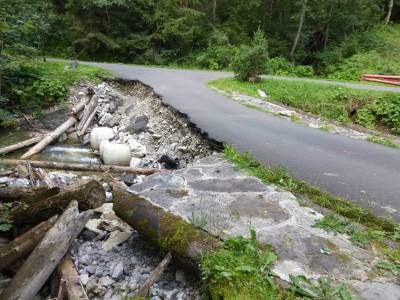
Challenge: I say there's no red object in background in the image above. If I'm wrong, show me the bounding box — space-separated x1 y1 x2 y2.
361 74 400 86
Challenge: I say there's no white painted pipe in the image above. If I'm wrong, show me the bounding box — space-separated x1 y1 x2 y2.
102 142 131 166
99 140 111 159
90 127 115 149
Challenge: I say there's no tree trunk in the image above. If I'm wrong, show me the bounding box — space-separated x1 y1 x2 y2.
0 215 58 271
0 201 94 300
0 136 43 156
212 0 217 22
34 168 58 188
113 185 221 272
0 186 60 203
0 159 166 175
56 255 88 300
70 94 92 115
78 104 98 136
21 117 78 159
290 0 308 64
9 180 104 227
386 0 394 25
77 95 98 133
136 252 172 297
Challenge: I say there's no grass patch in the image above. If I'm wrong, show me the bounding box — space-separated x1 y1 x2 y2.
223 145 397 236
202 228 286 299
366 136 399 148
210 78 400 135
313 214 391 248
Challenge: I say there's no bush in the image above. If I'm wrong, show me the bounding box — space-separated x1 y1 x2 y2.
266 57 315 78
232 29 268 81
0 60 107 127
196 29 237 70
266 57 294 76
293 65 315 77
356 95 400 134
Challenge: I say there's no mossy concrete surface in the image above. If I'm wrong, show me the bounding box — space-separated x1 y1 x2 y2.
128 155 400 300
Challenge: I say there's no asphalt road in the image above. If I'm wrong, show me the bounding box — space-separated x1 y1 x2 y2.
80 61 400 220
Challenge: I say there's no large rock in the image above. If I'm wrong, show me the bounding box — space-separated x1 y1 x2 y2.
128 154 400 299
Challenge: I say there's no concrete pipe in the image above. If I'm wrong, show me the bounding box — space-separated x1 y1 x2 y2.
102 142 131 166
90 127 115 149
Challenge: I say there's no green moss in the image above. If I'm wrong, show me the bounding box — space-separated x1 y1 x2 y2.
159 213 219 257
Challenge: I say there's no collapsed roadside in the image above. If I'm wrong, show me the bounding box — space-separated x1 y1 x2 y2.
0 75 399 300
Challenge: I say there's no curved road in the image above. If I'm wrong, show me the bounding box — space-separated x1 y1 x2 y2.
82 62 400 220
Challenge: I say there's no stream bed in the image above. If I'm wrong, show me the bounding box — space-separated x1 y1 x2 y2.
0 79 216 299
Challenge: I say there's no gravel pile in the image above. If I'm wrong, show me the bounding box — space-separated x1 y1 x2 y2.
72 234 201 300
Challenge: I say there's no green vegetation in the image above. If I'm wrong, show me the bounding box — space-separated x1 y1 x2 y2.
202 228 284 299
223 145 397 234
0 61 108 127
289 275 359 300
232 29 268 81
0 0 109 127
323 25 400 81
211 78 400 135
4 0 400 84
367 136 399 148
313 214 391 248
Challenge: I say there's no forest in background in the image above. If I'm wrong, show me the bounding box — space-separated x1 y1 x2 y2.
2 0 400 126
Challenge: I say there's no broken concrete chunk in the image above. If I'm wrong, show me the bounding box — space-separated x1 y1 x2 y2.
80 273 89 285
95 203 113 213
128 139 147 158
102 230 132 251
85 219 102 234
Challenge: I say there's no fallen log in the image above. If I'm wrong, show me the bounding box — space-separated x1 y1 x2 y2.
21 116 78 159
77 95 98 133
0 159 166 175
9 180 104 227
56 255 88 300
0 136 43 156
34 168 58 188
0 201 94 300
137 252 172 297
78 103 98 136
113 185 221 272
0 186 60 203
70 95 91 115
0 215 58 271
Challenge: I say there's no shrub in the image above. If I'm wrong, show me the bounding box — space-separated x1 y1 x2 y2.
294 65 315 77
0 60 107 127
196 29 237 70
266 57 294 76
354 95 400 133
232 29 268 81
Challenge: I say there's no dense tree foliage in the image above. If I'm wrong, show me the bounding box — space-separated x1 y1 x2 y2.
44 0 397 66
